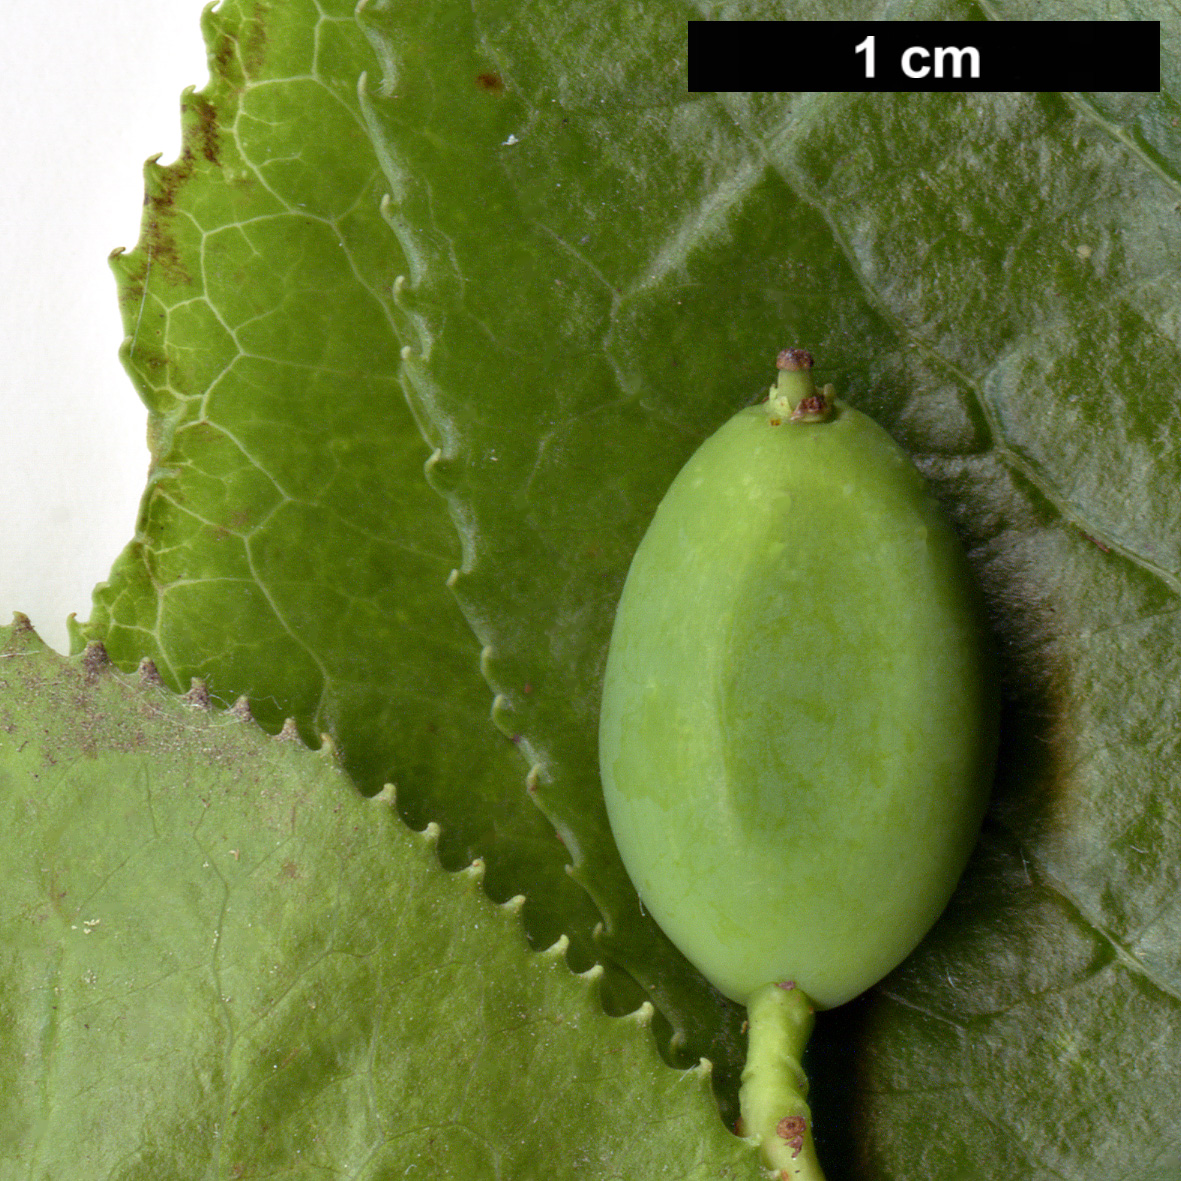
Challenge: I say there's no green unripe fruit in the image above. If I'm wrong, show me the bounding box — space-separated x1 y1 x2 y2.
599 351 997 1012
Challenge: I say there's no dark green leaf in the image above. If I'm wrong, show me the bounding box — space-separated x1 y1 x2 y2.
358 0 1181 1173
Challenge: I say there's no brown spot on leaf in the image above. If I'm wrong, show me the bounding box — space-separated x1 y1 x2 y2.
476 71 504 94
224 508 255 531
237 8 271 78
211 31 235 82
206 2 270 87
229 696 253 722
187 91 221 165
138 658 164 688
82 642 110 682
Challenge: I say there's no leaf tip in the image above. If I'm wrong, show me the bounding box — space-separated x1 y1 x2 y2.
274 717 302 743
4 613 46 650
137 657 165 688
183 677 212 710
491 694 513 732
631 1001 655 1028
82 641 112 682
228 694 252 721
541 933 570 960
392 273 417 312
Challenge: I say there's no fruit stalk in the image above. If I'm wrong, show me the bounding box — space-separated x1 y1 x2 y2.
739 982 826 1181
601 347 997 1178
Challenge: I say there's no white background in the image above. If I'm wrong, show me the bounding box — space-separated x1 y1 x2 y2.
1 1 211 652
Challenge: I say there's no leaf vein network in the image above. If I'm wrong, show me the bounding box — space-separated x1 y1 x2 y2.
720 103 1181 602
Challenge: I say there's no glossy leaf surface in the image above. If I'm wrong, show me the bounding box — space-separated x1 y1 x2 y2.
360 0 1181 1174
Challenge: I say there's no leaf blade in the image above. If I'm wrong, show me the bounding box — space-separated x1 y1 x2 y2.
0 619 762 1179
81 0 605 972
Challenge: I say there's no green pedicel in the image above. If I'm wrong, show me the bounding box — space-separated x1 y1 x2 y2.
740 983 823 1180
599 349 998 1178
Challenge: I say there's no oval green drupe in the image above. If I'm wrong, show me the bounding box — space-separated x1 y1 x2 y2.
599 353 997 1011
